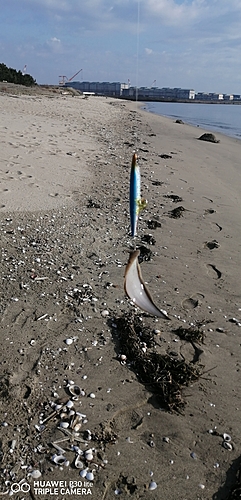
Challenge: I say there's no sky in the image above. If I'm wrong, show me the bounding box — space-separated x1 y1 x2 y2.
1 0 241 94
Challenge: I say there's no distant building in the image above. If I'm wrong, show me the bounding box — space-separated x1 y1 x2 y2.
64 80 240 102
64 81 129 96
196 92 224 101
122 86 195 99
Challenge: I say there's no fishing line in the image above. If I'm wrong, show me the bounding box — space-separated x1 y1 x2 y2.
134 0 141 153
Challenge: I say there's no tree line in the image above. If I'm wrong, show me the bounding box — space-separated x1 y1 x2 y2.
0 63 36 86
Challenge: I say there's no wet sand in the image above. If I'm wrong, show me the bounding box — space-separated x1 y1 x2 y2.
0 87 241 500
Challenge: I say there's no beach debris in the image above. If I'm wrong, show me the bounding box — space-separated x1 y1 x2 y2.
129 153 147 237
205 240 220 250
137 245 153 262
172 325 204 344
86 198 101 208
159 153 173 158
29 470 42 479
198 132 220 143
141 234 156 245
164 194 183 203
146 219 162 230
114 314 203 411
175 119 184 124
124 250 170 319
168 206 186 218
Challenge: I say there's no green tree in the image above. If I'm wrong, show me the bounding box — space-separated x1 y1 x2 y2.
0 63 36 86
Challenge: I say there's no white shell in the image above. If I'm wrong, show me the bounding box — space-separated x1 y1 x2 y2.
223 433 231 442
89 393 96 399
75 456 84 469
59 421 69 429
52 454 67 465
30 470 42 479
149 481 157 490
124 250 170 319
66 400 74 409
86 471 94 481
69 385 81 397
65 338 73 345
85 452 93 461
73 423 82 432
80 468 88 478
222 441 232 450
101 310 109 317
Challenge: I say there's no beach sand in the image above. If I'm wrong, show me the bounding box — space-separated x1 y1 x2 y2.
0 86 241 500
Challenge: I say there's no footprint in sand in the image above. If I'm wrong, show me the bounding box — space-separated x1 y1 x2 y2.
204 240 220 250
206 264 222 279
181 293 204 310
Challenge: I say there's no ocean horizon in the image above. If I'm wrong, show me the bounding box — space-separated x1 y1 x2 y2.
143 101 241 140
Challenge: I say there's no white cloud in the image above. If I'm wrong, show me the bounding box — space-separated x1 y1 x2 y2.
145 48 153 55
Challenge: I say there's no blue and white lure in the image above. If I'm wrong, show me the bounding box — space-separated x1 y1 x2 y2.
129 153 147 237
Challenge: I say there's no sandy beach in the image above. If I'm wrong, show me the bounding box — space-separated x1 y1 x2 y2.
0 85 241 500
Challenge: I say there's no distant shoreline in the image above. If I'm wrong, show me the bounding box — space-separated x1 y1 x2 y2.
121 96 241 105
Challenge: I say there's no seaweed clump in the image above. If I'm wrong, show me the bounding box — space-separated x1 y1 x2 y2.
168 206 186 218
115 314 202 412
172 325 204 344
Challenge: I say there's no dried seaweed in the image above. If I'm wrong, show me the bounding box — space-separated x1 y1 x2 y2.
141 234 156 245
168 206 186 218
86 198 101 208
172 326 205 344
115 314 202 412
164 194 183 203
146 219 162 230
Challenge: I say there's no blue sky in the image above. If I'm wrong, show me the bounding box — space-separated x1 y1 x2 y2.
1 0 241 94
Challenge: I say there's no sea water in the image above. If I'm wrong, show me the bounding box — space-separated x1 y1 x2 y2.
144 101 241 140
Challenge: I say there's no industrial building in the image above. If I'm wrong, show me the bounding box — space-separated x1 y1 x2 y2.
64 80 129 96
64 80 241 101
122 86 195 100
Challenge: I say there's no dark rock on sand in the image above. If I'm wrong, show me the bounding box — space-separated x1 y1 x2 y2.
198 132 220 143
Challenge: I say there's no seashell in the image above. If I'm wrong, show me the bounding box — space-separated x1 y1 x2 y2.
89 392 96 399
73 423 82 433
149 481 157 491
101 310 109 317
68 410 75 417
30 470 42 479
59 421 69 429
80 468 88 478
69 385 81 398
222 441 232 450
60 412 68 419
51 454 67 465
65 338 73 345
55 404 63 411
66 400 74 409
75 456 84 469
86 471 94 481
223 433 231 442
85 452 93 461
124 250 170 319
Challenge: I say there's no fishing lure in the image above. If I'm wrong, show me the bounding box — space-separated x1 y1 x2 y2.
124 250 170 319
129 153 147 237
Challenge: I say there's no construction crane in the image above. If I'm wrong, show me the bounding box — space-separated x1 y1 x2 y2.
151 79 156 87
59 69 82 85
